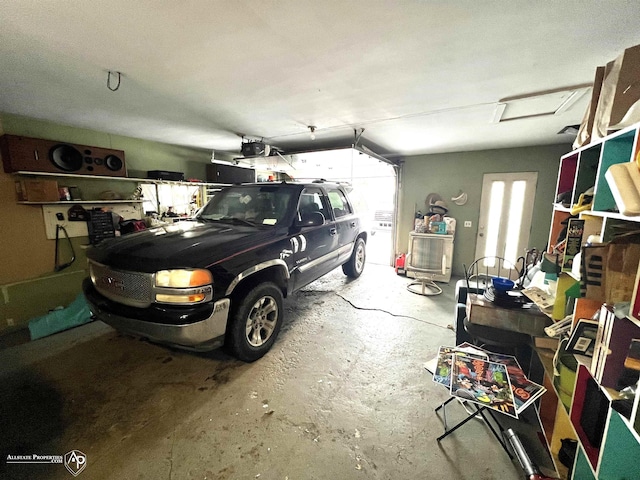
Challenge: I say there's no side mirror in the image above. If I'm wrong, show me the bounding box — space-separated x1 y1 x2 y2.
295 211 325 228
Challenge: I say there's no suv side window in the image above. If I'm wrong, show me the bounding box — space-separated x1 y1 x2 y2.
298 187 330 223
327 188 352 218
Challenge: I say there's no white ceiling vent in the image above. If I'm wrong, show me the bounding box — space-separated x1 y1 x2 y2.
492 85 591 123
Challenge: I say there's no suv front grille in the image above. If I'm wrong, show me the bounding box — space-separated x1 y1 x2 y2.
89 261 153 308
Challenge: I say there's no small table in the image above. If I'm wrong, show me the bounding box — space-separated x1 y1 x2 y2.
435 397 513 459
466 293 551 337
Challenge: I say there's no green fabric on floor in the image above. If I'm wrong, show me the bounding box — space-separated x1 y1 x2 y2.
28 294 93 340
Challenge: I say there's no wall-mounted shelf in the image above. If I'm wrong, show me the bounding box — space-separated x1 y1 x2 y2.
18 199 143 205
14 170 141 182
10 170 259 239
14 170 229 188
578 210 640 222
12 170 232 220
553 204 572 213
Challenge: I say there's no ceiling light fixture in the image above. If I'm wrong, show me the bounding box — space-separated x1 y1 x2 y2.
308 126 316 140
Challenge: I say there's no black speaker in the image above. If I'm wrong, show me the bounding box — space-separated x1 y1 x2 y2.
1 134 127 177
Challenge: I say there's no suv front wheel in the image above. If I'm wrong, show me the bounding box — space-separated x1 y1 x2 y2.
342 237 366 278
227 282 284 362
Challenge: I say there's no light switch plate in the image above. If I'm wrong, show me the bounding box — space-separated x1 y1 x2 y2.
464 221 472 228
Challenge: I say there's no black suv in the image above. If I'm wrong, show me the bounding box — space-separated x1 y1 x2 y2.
83 182 366 362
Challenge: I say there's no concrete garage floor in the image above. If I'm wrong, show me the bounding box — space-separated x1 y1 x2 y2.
0 264 522 480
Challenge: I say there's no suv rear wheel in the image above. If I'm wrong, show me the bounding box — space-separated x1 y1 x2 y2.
227 282 283 362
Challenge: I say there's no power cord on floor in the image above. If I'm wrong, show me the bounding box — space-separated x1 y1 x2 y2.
333 292 452 330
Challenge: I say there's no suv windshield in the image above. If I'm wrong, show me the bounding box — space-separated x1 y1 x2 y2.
197 185 294 226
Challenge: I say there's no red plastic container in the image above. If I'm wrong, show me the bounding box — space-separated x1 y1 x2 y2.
395 254 406 276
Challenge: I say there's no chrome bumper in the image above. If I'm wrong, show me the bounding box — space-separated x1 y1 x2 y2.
91 299 230 351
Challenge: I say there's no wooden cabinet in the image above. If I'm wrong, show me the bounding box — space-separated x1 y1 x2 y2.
539 122 640 479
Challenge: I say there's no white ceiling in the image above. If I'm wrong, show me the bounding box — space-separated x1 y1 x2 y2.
0 1 638 160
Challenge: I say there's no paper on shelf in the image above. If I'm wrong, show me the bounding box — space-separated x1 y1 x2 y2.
522 286 555 314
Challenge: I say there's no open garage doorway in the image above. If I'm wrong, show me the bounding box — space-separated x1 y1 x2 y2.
244 148 398 266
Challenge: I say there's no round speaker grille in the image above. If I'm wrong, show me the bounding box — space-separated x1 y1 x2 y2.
49 144 83 172
104 155 123 172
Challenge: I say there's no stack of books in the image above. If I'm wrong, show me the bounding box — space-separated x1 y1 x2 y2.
588 306 640 390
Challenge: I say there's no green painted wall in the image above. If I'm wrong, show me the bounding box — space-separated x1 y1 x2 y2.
397 143 571 278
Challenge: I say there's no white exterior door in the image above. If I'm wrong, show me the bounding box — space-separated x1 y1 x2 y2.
475 172 538 270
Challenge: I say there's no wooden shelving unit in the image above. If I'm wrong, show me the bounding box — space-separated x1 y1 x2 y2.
540 121 640 479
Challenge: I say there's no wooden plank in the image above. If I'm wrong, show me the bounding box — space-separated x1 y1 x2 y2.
550 400 577 480
573 298 602 324
539 371 558 445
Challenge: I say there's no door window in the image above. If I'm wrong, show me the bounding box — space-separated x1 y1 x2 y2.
298 188 329 222
475 172 537 268
327 189 352 218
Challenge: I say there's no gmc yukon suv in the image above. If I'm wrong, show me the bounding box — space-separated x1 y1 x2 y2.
83 181 366 362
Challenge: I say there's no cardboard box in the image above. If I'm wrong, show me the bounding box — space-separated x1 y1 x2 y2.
534 336 560 351
581 236 640 304
15 179 59 202
594 43 640 137
573 65 605 149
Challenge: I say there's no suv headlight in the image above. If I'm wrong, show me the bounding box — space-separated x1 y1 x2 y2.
154 269 213 304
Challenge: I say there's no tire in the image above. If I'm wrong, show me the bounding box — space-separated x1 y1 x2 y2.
227 282 284 362
342 237 366 278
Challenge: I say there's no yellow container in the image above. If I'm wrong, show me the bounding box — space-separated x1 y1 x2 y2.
557 353 578 410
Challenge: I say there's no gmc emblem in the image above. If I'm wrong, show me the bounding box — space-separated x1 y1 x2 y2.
98 276 124 291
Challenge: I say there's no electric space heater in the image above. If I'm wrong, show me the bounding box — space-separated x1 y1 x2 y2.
406 232 454 283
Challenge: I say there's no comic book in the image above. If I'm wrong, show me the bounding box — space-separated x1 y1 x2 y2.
432 346 456 388
450 353 518 418
429 344 546 416
487 352 522 370
479 351 546 413
432 344 488 389
509 372 546 414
